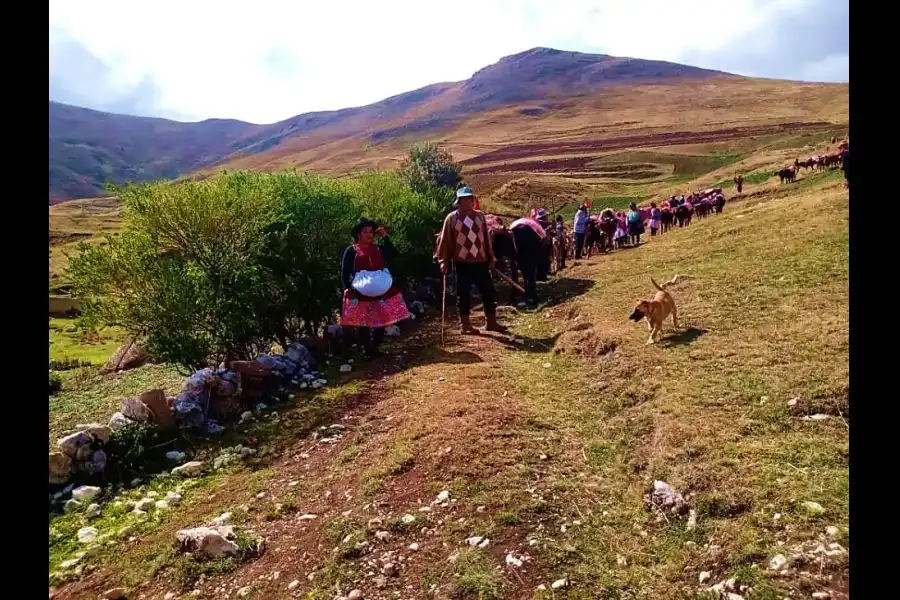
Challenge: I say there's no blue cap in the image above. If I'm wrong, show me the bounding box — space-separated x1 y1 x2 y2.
456 186 475 198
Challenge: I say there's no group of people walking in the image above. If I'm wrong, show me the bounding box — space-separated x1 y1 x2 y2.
338 182 728 355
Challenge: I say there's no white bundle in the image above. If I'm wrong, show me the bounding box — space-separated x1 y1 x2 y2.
351 269 393 297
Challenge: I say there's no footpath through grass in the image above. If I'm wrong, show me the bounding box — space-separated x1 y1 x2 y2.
51 177 848 600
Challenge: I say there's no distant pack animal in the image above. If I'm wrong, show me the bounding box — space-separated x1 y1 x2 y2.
660 208 674 233
674 204 692 227
776 167 796 184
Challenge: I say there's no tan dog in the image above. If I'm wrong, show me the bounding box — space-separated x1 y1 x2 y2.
629 277 679 344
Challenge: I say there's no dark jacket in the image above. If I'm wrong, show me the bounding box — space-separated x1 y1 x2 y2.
340 238 397 292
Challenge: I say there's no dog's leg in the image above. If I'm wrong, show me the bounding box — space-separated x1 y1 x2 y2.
646 318 653 332
671 305 679 328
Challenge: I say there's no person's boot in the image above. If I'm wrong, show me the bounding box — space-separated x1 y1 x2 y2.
459 314 480 335
484 310 509 334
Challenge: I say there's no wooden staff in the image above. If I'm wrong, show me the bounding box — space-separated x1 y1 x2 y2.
492 266 526 294
441 273 447 347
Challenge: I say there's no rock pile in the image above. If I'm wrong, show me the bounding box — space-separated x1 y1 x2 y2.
49 340 322 487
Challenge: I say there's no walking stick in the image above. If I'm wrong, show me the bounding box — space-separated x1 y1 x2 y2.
492 266 526 294
441 273 447 347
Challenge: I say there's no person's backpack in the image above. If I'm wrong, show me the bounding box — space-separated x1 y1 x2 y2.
627 211 641 224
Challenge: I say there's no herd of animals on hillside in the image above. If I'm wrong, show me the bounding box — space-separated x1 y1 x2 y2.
777 139 849 184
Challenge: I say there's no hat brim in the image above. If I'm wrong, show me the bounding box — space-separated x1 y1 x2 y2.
351 219 379 239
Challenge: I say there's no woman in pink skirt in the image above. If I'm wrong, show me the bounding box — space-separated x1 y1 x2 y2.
340 219 410 359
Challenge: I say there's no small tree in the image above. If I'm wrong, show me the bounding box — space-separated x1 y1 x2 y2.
398 142 462 195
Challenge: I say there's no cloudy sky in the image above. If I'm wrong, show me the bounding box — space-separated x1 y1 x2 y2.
49 0 848 124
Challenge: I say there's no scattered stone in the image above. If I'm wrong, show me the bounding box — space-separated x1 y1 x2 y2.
787 397 799 407
801 501 826 516
770 554 789 571
49 452 73 484
382 562 399 577
108 412 132 431
175 526 239 558
616 555 627 567
155 500 170 511
121 397 153 422
240 411 254 424
542 362 552 368
72 485 101 503
551 578 568 590
644 480 688 514
101 588 127 600
85 503 102 519
287 580 300 591
725 594 745 600
401 514 416 524
506 553 524 568
172 461 205 477
803 414 831 421
466 536 485 547
166 492 183 505
236 586 251 597
166 451 187 462
146 491 159 498
134 498 155 512
367 517 384 531
686 509 697 531
434 490 450 504
211 512 232 526
77 527 99 544
408 543 420 551
699 571 711 584
348 590 364 600
297 514 317 521
375 530 391 542
811 593 831 599
825 525 839 537
165 593 178 600
340 364 352 373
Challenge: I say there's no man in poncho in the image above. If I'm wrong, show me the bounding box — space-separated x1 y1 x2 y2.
435 187 509 334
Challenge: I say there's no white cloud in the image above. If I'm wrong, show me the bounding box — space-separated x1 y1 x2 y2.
49 0 847 123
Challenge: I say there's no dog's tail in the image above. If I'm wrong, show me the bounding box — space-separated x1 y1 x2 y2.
652 275 684 291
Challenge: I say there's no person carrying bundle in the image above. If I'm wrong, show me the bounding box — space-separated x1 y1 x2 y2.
435 186 509 334
340 219 411 359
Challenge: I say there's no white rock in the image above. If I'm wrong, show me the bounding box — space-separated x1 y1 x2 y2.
811 593 831 599
401 514 416 524
725 594 745 600
506 553 523 568
211 512 232 526
551 578 568 590
72 485 101 502
101 588 127 600
240 411 254 424
686 509 697 530
466 536 484 547
536 584 547 591
172 461 204 477
803 414 830 421
375 530 391 542
135 498 155 512
166 492 183 505
340 364 352 373
435 490 450 504
108 412 131 431
236 586 252 597
175 526 239 558
165 593 178 600
769 554 789 571
287 580 300 591
77 527 99 544
155 500 170 511
542 362 552 368
825 525 839 537
699 571 711 584
348 591 364 600
478 538 490 548
382 562 399 577
802 501 825 515
85 503 102 519
166 451 187 462
298 514 317 521
60 557 81 568
409 543 420 551
64 499 82 513
616 555 627 566
146 491 159 498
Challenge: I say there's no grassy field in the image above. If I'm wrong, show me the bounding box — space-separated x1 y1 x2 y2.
50 164 848 599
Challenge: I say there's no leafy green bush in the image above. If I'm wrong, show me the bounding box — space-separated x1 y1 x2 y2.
49 371 62 395
68 169 449 369
398 141 462 195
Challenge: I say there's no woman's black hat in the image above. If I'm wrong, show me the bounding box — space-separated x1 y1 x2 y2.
351 218 379 241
